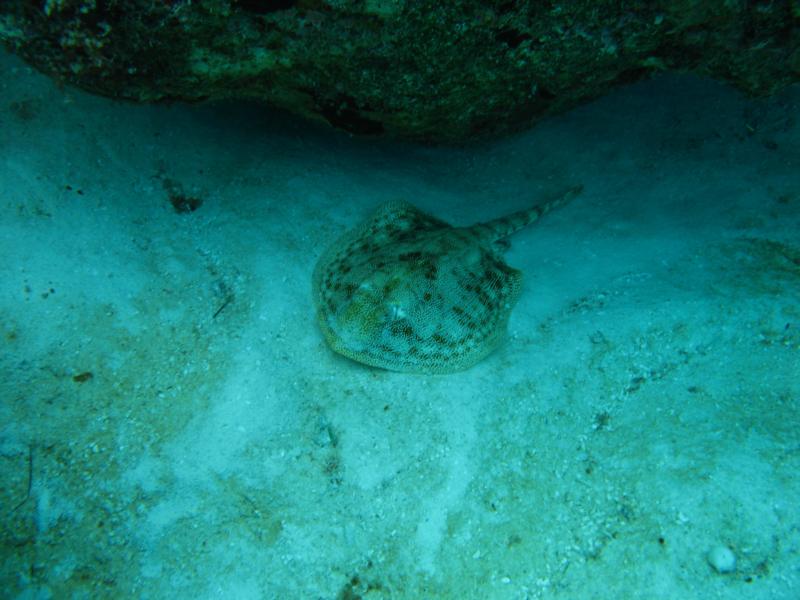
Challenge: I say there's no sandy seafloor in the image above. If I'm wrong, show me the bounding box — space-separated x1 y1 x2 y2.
0 45 799 599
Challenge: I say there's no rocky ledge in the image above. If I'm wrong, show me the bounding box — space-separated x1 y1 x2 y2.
2 1 798 142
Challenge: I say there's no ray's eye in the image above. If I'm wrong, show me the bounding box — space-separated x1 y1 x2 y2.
387 303 406 321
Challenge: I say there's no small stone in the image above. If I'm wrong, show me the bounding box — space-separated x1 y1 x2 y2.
707 545 737 574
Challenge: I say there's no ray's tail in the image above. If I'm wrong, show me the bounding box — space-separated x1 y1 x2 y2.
475 184 584 242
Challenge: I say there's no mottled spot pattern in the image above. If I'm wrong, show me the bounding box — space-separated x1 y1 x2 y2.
312 185 583 373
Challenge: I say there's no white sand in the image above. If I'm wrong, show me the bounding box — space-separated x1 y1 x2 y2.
1 48 798 599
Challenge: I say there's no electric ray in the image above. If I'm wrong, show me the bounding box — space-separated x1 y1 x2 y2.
313 185 583 373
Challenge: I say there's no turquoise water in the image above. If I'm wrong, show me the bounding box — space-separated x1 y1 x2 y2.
1 47 798 599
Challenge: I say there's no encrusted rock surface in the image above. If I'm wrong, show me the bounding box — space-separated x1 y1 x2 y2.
2 1 798 142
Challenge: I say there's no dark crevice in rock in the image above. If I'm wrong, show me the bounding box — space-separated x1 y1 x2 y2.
316 94 385 136
235 0 298 15
496 28 533 49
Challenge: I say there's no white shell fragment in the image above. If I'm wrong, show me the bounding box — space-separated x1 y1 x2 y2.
707 545 737 574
